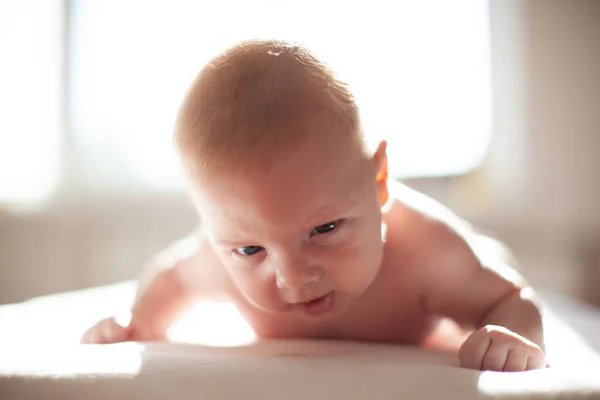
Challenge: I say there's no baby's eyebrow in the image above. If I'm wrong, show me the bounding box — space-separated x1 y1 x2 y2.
305 202 354 226
215 238 259 247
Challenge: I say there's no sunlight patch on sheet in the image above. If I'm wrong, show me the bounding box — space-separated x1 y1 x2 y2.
167 300 257 347
0 343 144 377
477 368 600 396
541 306 600 367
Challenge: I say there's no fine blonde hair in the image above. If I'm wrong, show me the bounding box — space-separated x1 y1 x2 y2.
174 39 364 178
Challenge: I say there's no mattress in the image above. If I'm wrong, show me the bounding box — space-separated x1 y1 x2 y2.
0 281 599 399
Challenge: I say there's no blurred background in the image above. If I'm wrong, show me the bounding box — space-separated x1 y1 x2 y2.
0 0 598 306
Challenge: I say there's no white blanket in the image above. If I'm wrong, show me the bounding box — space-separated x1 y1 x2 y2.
1 282 599 399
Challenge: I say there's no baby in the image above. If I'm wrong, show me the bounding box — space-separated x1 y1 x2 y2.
82 39 546 372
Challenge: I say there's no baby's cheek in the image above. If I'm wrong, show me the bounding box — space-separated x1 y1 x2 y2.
233 268 284 308
342 231 380 263
234 267 270 290
330 240 379 292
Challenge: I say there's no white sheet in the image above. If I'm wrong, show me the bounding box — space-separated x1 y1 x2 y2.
1 282 599 399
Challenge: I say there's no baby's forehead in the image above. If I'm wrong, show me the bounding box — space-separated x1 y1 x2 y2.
196 160 365 235
202 127 364 190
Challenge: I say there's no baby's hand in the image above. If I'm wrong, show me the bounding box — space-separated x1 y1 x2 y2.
459 325 546 371
80 315 132 344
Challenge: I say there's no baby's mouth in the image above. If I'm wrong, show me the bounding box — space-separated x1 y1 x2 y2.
295 291 335 316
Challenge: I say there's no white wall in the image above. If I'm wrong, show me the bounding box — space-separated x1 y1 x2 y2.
477 0 599 297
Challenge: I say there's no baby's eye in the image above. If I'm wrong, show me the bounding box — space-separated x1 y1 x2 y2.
235 245 264 256
311 220 339 236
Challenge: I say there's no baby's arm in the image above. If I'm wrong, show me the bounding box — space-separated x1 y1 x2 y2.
81 231 204 344
420 222 545 371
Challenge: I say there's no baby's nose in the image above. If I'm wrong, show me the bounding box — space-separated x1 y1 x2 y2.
275 264 321 290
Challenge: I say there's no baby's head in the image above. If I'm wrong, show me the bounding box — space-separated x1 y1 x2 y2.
174 39 389 318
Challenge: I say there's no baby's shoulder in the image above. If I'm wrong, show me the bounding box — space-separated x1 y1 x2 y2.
382 182 475 274
385 181 472 240
173 229 234 299
388 181 466 222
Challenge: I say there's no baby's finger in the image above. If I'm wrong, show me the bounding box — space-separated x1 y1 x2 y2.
103 318 130 343
459 328 491 370
482 340 511 371
525 348 546 370
99 318 131 343
80 327 97 344
92 320 112 344
503 348 527 372
81 318 130 344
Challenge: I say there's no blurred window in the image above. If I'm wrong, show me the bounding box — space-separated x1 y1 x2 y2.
1 0 492 203
0 0 63 205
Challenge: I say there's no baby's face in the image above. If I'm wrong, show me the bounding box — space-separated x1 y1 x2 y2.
192 139 386 319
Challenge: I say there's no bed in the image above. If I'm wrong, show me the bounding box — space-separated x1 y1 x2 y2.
1 281 599 399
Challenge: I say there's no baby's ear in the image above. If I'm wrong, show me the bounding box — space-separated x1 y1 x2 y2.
373 140 389 207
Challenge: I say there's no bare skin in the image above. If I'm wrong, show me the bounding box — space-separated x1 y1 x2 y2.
82 138 546 372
